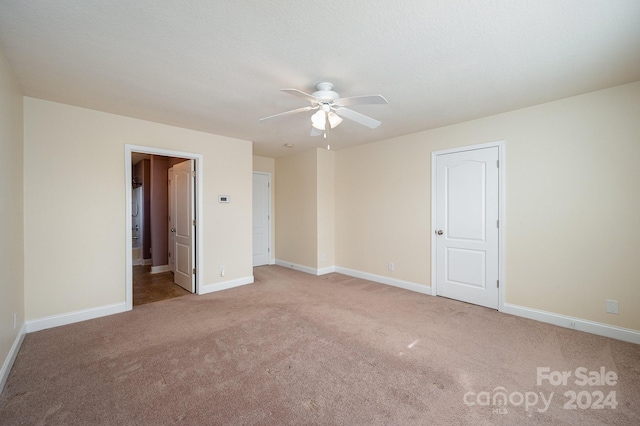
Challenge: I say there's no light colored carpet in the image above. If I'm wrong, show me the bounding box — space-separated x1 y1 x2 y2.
1 265 638 425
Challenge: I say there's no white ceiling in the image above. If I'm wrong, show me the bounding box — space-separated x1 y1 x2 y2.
1 1 639 158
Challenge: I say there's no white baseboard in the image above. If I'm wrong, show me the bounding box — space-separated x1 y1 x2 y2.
199 276 254 295
502 303 640 345
143 258 152 266
0 323 26 394
335 266 432 295
274 260 335 276
274 261 431 293
275 260 318 275
26 302 127 333
317 266 336 275
150 265 170 274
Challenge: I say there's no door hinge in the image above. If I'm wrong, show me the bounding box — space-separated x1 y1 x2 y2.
193 219 197 226
191 171 196 177
497 160 499 168
268 247 270 253
497 219 499 228
497 280 499 288
193 268 196 275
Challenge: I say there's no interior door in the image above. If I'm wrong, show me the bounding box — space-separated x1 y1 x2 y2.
171 160 195 292
168 167 175 273
435 147 499 309
252 172 271 266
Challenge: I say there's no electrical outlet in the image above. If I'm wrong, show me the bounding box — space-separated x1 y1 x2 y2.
388 262 394 272
606 299 619 314
220 266 225 277
569 321 576 328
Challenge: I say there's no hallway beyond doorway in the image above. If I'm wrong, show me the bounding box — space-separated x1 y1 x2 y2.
133 265 190 306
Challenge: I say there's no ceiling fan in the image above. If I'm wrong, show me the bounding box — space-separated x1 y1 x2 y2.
259 82 388 136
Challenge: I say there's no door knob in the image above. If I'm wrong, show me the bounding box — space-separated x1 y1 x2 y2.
436 230 443 235
171 228 176 233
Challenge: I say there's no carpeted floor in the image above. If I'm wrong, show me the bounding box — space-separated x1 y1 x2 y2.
1 266 638 425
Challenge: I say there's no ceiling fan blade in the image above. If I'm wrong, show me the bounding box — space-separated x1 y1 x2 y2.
281 88 319 103
334 107 382 129
259 106 314 121
335 94 388 107
310 127 323 137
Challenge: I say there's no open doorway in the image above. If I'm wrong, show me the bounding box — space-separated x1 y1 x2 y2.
131 154 193 305
125 145 203 311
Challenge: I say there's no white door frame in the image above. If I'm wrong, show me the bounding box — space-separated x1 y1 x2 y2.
252 171 272 266
430 140 506 311
124 144 204 311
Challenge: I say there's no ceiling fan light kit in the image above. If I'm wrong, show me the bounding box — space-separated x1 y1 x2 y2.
311 109 326 130
327 111 343 129
260 82 387 138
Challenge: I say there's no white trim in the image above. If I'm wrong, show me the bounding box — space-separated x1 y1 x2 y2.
199 276 254 295
503 303 640 345
253 171 273 266
25 303 127 333
125 144 204 311
143 258 152 266
0 323 26 394
273 260 335 276
335 266 432 295
150 264 171 274
431 140 506 310
275 259 318 275
317 266 336 276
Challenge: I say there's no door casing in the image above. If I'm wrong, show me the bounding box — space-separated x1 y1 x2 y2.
430 140 505 311
125 145 203 311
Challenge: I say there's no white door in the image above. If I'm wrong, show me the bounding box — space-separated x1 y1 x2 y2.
168 167 175 273
171 160 195 292
435 146 499 309
252 172 271 266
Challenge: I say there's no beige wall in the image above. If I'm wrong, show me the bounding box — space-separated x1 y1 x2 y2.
0 47 25 375
336 81 640 331
336 140 430 284
253 155 275 175
275 149 318 267
317 149 335 268
274 148 335 271
253 155 275 262
24 98 253 320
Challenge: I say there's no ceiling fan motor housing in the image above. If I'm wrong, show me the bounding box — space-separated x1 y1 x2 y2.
312 82 339 103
